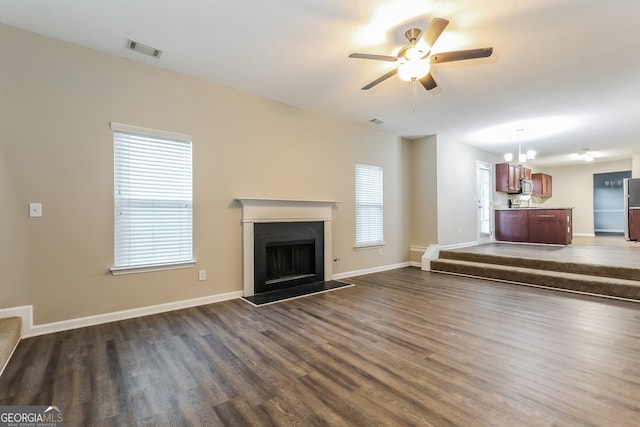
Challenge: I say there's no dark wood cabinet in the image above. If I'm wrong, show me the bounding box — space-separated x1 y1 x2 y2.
496 163 520 193
495 208 572 245
629 208 640 241
527 209 572 245
496 163 532 194
532 173 552 197
495 210 529 242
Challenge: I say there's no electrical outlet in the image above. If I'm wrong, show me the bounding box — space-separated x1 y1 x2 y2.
29 203 42 218
198 269 206 281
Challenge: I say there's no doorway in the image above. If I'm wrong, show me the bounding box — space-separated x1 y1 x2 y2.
593 170 630 236
477 161 493 243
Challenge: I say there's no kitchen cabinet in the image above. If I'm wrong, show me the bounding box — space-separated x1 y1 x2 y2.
532 173 552 197
496 163 520 194
629 208 640 241
528 209 572 245
494 208 572 245
496 163 532 193
495 209 529 242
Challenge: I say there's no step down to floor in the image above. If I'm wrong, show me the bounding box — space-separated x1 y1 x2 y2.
437 249 640 281
431 257 640 301
0 317 21 377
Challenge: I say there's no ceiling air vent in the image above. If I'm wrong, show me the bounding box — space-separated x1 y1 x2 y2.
126 39 162 58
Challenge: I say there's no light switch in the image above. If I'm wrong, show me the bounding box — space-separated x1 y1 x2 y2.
29 203 42 218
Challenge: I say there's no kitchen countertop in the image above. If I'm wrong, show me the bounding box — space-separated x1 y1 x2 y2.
494 207 574 211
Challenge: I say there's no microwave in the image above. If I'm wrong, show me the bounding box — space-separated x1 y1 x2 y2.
521 179 533 195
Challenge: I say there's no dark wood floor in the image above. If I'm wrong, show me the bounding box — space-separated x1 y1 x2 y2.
2 267 640 426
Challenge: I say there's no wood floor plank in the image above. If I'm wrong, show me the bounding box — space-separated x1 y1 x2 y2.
2 267 640 426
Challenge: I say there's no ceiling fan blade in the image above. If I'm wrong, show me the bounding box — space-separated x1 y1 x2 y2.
419 73 438 91
430 47 493 63
349 53 398 62
362 69 397 90
422 18 449 49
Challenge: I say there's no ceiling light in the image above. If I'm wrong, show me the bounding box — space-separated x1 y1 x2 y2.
405 46 424 60
504 153 513 162
527 150 536 160
397 59 430 81
582 153 594 161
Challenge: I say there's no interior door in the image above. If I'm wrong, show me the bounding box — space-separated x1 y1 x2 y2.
476 161 493 243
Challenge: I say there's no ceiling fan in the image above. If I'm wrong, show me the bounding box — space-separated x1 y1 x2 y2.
349 18 493 91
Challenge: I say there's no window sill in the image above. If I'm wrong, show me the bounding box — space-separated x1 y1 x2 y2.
111 260 196 276
354 242 386 250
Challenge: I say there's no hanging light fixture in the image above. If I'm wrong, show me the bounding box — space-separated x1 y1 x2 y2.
504 129 536 164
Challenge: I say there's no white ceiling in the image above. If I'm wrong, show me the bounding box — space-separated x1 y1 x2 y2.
1 0 639 166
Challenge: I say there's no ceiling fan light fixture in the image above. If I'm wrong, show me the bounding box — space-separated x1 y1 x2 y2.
405 46 424 60
397 59 430 81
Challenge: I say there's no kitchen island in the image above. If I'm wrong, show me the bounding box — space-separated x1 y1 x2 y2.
495 208 573 245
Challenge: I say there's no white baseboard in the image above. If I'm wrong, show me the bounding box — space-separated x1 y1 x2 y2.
7 291 242 338
409 261 422 267
573 233 596 237
332 262 411 280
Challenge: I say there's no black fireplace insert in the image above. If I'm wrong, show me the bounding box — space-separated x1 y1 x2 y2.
254 221 324 294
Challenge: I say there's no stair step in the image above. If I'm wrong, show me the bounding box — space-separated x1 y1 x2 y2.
431 258 640 301
438 249 640 282
0 317 21 377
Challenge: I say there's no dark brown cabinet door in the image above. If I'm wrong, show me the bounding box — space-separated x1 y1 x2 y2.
496 163 521 193
528 209 571 245
629 209 640 241
495 210 529 242
532 173 552 197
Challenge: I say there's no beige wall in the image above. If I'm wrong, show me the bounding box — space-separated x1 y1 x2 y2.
0 24 410 324
539 159 632 235
407 136 438 247
436 138 502 246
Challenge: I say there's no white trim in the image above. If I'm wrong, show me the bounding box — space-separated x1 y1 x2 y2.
19 291 242 338
110 260 196 275
410 246 428 252
573 232 596 237
421 244 440 271
440 241 479 250
332 262 410 280
110 121 191 142
354 242 386 250
409 261 422 267
0 306 31 336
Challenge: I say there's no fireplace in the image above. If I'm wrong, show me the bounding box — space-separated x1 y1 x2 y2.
236 198 337 297
254 221 324 294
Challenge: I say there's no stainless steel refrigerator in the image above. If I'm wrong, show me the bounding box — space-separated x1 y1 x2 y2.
623 178 640 240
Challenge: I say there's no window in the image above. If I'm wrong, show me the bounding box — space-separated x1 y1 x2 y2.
111 122 194 274
355 163 384 247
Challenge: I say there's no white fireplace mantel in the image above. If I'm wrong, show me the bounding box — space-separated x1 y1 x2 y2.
235 198 340 297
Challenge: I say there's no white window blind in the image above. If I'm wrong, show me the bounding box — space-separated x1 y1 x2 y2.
111 123 193 272
355 163 384 247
